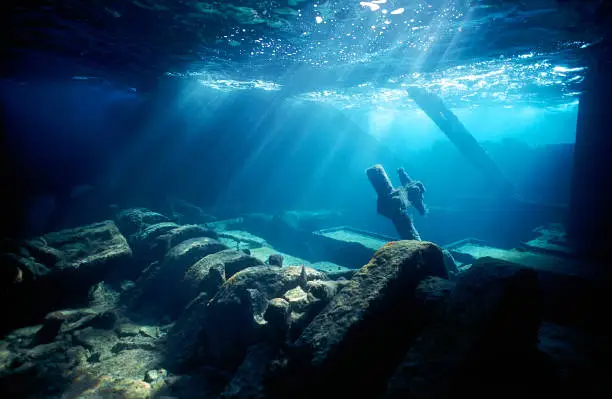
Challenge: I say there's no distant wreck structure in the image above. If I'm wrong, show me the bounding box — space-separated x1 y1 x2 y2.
365 86 520 243
406 86 516 197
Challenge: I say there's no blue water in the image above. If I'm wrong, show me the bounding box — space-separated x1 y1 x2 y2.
2 3 612 398
1 0 608 243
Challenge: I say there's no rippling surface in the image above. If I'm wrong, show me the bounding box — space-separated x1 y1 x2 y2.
3 0 610 109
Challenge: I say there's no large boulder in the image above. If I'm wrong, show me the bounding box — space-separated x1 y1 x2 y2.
384 257 542 399
167 265 328 372
115 208 170 238
268 240 449 398
178 249 264 309
23 220 133 285
130 223 219 263
157 224 218 248
127 237 228 317
131 221 181 248
34 220 131 273
1 221 131 335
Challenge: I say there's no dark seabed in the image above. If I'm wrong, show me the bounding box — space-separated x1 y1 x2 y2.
1 1 611 398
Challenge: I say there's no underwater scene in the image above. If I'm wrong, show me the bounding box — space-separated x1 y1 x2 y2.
1 1 611 398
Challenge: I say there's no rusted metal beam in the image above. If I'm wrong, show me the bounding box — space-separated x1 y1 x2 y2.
407 86 515 196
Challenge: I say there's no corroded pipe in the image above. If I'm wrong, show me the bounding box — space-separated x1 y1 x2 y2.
366 164 394 198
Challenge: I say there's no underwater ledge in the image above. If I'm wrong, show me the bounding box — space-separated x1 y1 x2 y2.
0 204 609 398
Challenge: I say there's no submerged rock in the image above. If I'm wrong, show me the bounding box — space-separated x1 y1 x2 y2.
35 220 132 274
167 265 327 372
85 347 163 381
159 224 218 247
115 208 170 238
131 223 219 263
267 254 283 267
161 237 228 278
1 221 131 336
88 281 121 309
127 237 228 316
270 240 449 398
179 249 264 310
42 308 100 333
384 257 541 399
86 310 119 330
305 279 342 302
130 221 180 260
0 336 80 398
282 286 311 313
144 368 167 383
0 296 168 399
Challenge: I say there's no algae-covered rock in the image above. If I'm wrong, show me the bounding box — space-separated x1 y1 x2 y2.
0 336 83 398
283 286 311 313
305 279 341 302
159 224 218 248
33 220 132 281
115 208 170 237
43 308 100 333
133 222 180 244
116 323 142 337
271 240 449 398
179 249 264 308
219 265 325 300
85 347 163 381
1 221 130 336
23 239 63 267
296 241 447 363
131 222 218 262
130 221 180 259
0 301 166 398
127 237 228 315
167 265 327 371
162 237 228 279
4 325 42 346
384 257 541 399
